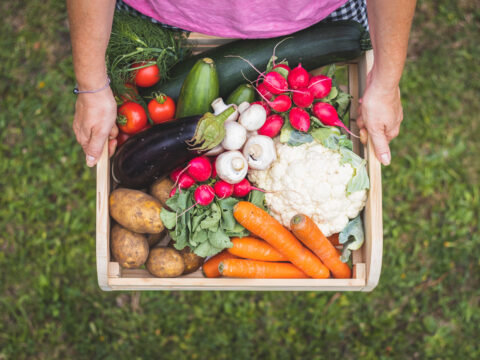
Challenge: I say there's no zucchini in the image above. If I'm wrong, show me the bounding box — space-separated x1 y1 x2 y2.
112 108 235 189
175 57 219 118
141 21 371 101
226 84 256 105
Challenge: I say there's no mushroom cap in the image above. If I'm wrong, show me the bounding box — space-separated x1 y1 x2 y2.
238 104 267 131
215 151 248 184
243 135 277 170
222 121 247 151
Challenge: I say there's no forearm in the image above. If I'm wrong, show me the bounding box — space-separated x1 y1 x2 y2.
67 0 116 89
367 0 416 90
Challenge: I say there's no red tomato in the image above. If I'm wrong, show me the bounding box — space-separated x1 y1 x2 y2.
117 102 148 134
148 94 176 123
132 62 160 87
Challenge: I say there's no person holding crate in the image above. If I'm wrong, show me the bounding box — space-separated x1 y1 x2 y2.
67 0 416 167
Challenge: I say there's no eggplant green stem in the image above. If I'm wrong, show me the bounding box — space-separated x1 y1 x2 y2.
187 107 236 151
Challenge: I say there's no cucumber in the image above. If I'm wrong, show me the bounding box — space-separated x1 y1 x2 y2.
175 57 219 118
226 84 256 105
141 21 371 101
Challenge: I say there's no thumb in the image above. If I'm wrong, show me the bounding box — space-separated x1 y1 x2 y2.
369 131 391 166
85 131 108 167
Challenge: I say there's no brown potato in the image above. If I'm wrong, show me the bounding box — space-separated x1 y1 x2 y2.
146 232 164 248
111 224 149 269
109 188 164 234
150 177 175 208
179 247 204 275
146 247 185 277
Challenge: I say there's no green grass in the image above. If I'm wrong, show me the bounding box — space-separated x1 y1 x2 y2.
1 1 479 359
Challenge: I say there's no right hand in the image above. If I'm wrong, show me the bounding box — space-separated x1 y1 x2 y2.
72 87 118 167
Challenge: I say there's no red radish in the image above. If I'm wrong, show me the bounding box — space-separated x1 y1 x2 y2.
187 156 212 182
308 75 332 99
287 63 310 89
292 88 314 108
194 185 215 206
214 180 234 198
273 63 291 72
256 82 274 101
178 173 195 189
312 102 357 137
258 114 284 138
211 160 218 178
270 94 291 113
251 101 271 116
263 71 288 95
169 187 177 197
289 107 310 132
170 167 183 182
233 179 264 198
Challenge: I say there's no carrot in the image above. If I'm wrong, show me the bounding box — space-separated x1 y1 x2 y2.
328 233 340 247
233 202 330 279
202 250 238 278
219 259 308 278
290 214 351 279
228 237 288 262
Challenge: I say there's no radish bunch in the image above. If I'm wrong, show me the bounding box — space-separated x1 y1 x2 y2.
251 59 351 137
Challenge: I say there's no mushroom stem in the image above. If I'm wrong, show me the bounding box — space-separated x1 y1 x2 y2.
231 157 245 171
248 144 263 160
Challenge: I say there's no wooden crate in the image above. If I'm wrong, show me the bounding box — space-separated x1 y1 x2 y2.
96 35 383 291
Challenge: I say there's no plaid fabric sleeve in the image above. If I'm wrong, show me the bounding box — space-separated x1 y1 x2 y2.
324 0 369 30
116 0 368 31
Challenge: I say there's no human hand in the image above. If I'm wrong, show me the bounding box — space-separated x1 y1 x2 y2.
356 69 403 166
72 88 118 167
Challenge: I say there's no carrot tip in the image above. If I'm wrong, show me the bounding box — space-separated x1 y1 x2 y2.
218 262 224 275
290 214 304 225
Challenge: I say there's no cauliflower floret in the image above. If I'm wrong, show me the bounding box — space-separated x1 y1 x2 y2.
249 141 367 236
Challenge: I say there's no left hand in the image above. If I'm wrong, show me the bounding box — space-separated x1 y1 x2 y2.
357 69 404 166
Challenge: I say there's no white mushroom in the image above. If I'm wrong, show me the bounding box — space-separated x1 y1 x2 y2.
238 104 267 131
242 135 277 170
237 101 251 114
204 144 224 156
215 151 248 184
211 98 238 122
222 121 247 151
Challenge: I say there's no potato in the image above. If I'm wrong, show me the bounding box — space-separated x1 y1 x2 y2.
179 247 204 274
109 188 164 234
146 247 185 277
111 224 149 269
150 177 174 208
146 232 164 248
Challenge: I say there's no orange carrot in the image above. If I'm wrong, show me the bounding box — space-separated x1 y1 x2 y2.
228 237 288 262
219 259 308 278
233 202 330 279
328 233 340 247
202 250 238 278
290 214 351 279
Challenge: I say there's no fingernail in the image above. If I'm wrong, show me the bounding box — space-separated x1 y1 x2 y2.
380 153 391 166
86 155 96 167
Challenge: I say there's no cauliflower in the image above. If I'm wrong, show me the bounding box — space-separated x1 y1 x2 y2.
248 141 367 236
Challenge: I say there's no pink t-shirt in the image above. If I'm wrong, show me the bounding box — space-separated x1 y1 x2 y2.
123 0 348 39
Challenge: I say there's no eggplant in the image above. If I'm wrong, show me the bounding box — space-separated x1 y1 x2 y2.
112 115 201 189
112 107 235 189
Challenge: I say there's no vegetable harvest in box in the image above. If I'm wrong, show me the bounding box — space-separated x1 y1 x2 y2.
107 12 370 279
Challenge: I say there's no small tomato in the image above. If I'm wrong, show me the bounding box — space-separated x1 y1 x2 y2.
132 62 160 87
148 93 176 124
117 102 148 134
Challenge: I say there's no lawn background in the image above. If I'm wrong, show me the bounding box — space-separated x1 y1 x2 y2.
1 1 479 359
